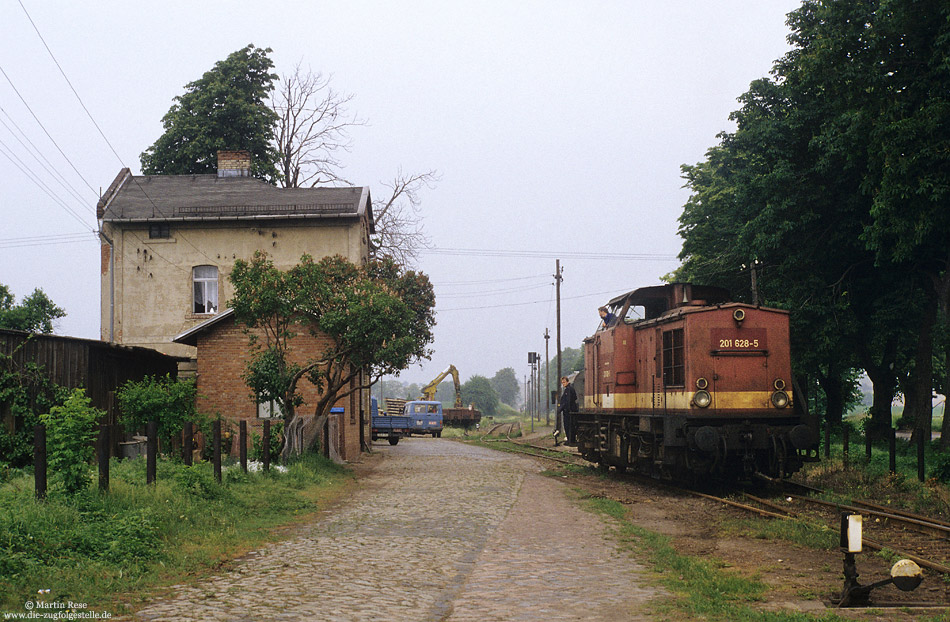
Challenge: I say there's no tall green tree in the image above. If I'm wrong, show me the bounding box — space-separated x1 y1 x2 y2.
140 44 280 182
0 284 65 334
229 251 435 459
460 375 499 417
490 367 520 407
677 0 950 436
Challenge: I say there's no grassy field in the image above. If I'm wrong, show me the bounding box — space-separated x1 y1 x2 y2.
0 453 351 616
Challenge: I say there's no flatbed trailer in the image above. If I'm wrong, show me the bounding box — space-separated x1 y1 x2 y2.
370 397 410 445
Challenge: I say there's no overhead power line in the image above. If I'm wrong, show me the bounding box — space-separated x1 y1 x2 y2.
424 247 678 261
437 287 628 312
0 232 94 249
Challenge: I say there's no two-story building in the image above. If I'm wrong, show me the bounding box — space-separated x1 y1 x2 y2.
97 151 373 460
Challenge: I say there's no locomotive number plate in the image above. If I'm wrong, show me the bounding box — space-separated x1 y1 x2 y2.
711 328 766 351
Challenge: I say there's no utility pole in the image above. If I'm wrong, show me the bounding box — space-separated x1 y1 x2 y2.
544 329 550 426
750 259 760 306
524 374 528 423
554 260 563 432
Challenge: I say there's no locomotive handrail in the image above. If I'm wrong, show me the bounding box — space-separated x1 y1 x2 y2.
710 349 770 357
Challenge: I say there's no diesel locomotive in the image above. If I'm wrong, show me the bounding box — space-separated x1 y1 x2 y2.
573 283 816 480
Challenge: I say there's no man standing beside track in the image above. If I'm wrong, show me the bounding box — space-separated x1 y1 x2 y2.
557 375 578 446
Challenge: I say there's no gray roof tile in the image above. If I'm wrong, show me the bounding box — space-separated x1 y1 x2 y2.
98 170 371 228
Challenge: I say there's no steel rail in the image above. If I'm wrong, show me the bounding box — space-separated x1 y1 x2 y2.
786 494 950 540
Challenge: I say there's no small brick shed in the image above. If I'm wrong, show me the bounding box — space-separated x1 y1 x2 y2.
173 309 364 462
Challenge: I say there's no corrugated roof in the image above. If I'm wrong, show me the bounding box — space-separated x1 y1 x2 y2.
98 171 372 229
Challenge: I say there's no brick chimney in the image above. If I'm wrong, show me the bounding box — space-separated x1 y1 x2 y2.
217 150 251 177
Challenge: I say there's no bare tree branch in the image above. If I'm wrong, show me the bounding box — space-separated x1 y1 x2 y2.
271 63 365 188
372 169 440 265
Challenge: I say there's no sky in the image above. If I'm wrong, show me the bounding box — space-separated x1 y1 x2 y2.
0 0 802 387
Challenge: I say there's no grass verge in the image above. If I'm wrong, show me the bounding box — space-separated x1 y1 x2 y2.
582 495 849 622
0 453 351 615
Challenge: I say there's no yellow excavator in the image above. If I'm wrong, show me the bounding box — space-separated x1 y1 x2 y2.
420 365 481 428
420 365 463 407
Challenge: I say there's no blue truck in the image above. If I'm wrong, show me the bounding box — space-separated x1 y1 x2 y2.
370 396 411 445
404 400 444 437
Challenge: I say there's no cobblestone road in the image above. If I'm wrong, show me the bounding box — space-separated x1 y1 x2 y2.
130 439 656 621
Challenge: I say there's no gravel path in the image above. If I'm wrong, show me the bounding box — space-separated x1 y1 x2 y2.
128 439 657 621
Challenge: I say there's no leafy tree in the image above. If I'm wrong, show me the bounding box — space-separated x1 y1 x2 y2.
116 375 199 453
676 0 950 438
140 44 280 182
0 284 65 333
460 375 499 417
40 389 102 494
490 367 520 407
229 251 435 460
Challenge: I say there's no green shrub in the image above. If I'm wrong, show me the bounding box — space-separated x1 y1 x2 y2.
39 389 102 494
173 464 227 499
251 420 284 461
0 350 67 468
931 452 950 483
116 375 202 453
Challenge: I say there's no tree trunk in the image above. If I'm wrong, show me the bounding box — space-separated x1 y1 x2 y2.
941 346 950 449
280 414 305 463
818 370 846 427
909 299 937 444
865 364 897 434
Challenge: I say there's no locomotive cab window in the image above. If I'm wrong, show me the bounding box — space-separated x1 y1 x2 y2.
662 329 685 386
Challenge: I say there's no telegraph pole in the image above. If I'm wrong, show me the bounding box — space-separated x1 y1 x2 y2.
544 329 550 426
554 260 563 432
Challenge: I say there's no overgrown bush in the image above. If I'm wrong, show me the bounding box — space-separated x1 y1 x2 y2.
931 452 950 484
173 464 228 499
0 348 67 468
39 389 102 494
251 420 284 461
116 375 201 453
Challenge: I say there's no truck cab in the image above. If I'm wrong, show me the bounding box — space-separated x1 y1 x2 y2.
404 400 444 437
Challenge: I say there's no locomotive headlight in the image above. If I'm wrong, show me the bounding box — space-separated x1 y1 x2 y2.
774 378 786 391
771 390 789 408
693 390 711 408
696 377 708 390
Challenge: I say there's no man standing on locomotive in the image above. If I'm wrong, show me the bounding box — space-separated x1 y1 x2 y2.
556 375 578 446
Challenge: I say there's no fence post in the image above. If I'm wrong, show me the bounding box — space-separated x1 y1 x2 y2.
917 432 925 482
888 427 896 475
213 419 222 483
263 419 271 472
98 424 110 492
147 420 157 484
239 420 248 473
842 426 849 469
34 424 46 500
824 417 831 459
183 421 193 466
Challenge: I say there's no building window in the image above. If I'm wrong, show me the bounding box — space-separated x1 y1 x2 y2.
257 397 283 419
193 266 218 314
149 224 170 239
662 329 685 387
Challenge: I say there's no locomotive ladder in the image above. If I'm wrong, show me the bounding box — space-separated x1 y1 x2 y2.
596 415 608 453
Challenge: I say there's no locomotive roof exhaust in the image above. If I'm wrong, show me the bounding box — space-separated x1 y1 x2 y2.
607 283 731 320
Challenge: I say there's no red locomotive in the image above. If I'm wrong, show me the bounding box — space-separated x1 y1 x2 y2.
574 283 816 480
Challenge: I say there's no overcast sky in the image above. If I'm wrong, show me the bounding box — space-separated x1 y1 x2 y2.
0 1 801 387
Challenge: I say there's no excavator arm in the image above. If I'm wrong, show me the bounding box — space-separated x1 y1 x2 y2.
420 364 463 407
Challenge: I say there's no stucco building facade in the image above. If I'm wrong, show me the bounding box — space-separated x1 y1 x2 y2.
96 151 373 459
